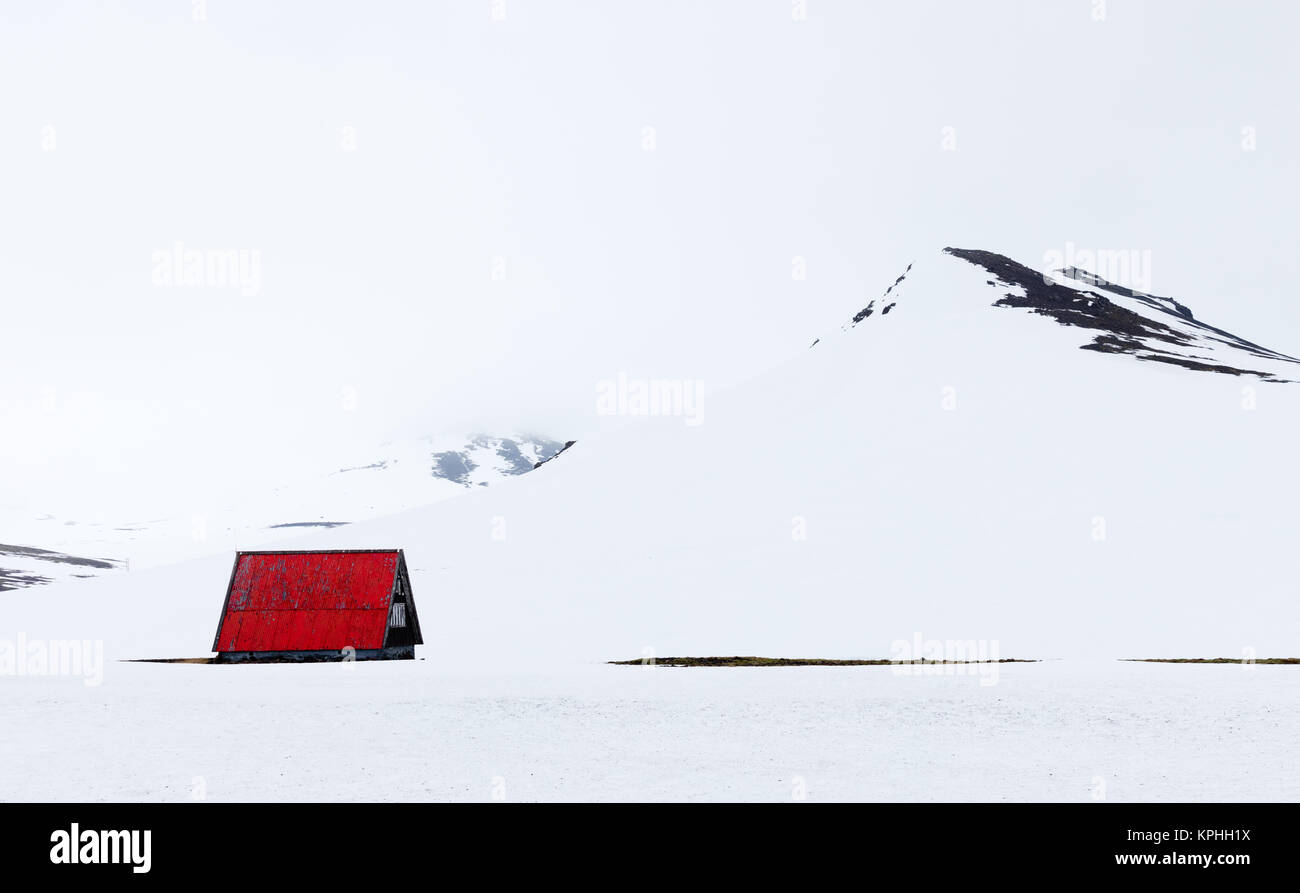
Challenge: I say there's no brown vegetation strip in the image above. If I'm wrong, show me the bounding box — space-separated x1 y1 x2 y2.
608 656 1037 667
1125 657 1300 665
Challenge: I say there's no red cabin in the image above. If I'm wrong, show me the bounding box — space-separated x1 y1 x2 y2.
211 549 422 663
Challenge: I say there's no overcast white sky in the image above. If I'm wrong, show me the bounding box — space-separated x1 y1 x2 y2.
3 0 1298 514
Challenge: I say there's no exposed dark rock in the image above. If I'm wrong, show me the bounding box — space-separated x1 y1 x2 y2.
0 569 53 592
1059 267 1194 320
431 450 477 485
431 436 570 485
845 261 912 330
0 543 117 569
850 301 876 325
493 438 536 475
267 521 350 529
534 440 577 469
336 460 389 474
943 247 1300 383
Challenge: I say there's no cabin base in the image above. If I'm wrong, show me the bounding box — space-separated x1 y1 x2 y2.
215 646 414 664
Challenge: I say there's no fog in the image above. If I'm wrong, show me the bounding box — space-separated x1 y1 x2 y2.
3 0 1297 514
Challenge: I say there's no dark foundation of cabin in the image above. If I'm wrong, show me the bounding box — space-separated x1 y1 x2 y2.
215 646 414 664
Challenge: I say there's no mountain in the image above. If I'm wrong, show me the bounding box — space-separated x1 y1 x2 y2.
0 433 568 588
4 247 1298 668
840 249 1300 381
428 434 568 486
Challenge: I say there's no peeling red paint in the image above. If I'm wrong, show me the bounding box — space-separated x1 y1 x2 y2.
213 551 402 653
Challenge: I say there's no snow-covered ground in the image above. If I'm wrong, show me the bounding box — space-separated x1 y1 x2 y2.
2 659 1294 802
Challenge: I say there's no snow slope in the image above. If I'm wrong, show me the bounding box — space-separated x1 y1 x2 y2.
342 247 1299 664
4 247 1296 666
0 433 566 586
